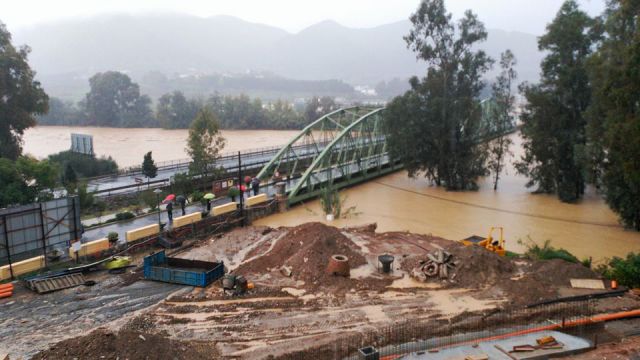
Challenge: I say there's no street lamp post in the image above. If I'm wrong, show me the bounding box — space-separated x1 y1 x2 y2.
154 188 162 228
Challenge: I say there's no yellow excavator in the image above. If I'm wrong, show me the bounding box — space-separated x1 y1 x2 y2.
461 227 506 256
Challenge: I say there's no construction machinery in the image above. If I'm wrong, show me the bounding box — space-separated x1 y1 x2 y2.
461 227 506 256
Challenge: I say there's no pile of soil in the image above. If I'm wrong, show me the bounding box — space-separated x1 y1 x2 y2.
403 242 602 305
32 329 217 360
446 243 516 288
235 222 368 290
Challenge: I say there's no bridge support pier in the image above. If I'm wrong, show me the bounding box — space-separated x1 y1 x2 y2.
274 182 288 212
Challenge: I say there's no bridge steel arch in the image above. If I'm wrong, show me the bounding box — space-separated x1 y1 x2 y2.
256 106 378 182
258 106 402 205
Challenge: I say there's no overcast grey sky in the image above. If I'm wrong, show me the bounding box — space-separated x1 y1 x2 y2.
3 0 606 35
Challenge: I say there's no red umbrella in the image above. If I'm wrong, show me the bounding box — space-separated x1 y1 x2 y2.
163 194 176 203
239 185 247 192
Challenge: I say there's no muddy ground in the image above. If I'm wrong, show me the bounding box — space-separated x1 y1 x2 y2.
2 222 639 359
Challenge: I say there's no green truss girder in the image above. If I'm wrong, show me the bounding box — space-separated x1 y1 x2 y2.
256 106 379 181
256 106 399 205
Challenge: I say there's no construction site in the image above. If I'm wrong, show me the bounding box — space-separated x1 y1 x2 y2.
2 220 639 360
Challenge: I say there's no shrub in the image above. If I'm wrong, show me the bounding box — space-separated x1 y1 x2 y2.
605 253 640 288
107 232 119 243
227 186 240 200
48 150 118 178
140 189 159 210
172 172 194 196
320 184 342 218
191 190 204 203
519 238 579 263
115 211 135 221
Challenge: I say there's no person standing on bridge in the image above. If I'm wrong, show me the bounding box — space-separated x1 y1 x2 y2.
251 177 260 196
166 201 173 223
177 195 187 216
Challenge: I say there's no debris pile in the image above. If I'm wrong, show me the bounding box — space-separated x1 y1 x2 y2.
412 250 456 281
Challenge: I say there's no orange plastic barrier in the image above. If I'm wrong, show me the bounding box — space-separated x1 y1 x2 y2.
0 290 12 299
0 283 14 291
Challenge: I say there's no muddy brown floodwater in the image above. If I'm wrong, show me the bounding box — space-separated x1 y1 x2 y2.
22 128 640 260
256 133 640 261
22 126 300 167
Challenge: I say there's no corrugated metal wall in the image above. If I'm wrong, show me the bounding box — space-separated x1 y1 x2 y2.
0 197 81 266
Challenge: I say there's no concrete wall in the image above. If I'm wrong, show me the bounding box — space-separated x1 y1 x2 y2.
246 194 268 207
0 255 45 281
68 238 110 258
173 212 202 228
213 202 237 216
125 224 159 243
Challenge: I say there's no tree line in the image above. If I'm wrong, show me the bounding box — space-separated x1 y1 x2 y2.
386 0 640 230
37 71 339 130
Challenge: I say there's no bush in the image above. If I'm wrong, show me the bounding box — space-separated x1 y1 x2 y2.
107 232 119 243
605 253 640 288
48 150 118 178
320 184 342 218
115 211 135 221
519 238 579 263
191 190 204 203
227 186 240 200
140 189 159 210
172 172 194 196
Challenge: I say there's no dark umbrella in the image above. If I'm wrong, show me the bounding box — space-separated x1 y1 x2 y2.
176 195 186 204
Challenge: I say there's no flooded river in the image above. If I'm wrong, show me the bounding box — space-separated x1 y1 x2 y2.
22 126 299 167
23 127 640 260
256 134 640 261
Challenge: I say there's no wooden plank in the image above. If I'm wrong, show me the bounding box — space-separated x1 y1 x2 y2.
570 278 605 289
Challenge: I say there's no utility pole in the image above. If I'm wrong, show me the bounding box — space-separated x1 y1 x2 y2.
237 151 245 227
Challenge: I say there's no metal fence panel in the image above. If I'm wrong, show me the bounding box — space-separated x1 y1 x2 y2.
0 197 81 267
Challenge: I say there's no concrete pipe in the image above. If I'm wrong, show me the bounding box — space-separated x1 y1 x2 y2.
326 254 350 277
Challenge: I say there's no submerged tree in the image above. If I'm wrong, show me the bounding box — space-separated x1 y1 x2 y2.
186 109 226 179
516 1 598 202
0 22 49 160
587 0 640 229
384 0 493 190
487 50 517 190
83 71 154 127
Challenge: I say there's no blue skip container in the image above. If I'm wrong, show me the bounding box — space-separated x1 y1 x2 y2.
143 250 225 287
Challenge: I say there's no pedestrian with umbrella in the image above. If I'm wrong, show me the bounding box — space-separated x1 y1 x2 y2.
176 195 187 216
163 194 176 223
203 193 215 212
251 177 260 196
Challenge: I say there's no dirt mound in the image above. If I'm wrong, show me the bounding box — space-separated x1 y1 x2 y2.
446 243 516 288
31 329 217 360
529 258 600 287
403 242 602 305
235 222 367 290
